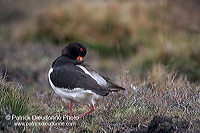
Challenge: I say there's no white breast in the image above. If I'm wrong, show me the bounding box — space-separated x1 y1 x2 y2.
48 68 99 105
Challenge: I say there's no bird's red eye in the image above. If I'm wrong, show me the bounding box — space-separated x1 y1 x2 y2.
80 48 83 52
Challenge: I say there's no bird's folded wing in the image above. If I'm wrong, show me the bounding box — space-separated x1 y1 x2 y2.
50 65 109 96
81 63 126 91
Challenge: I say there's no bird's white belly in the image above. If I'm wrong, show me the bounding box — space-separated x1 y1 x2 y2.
55 87 99 104
48 68 99 105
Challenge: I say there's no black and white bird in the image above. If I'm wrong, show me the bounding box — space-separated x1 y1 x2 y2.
48 42 125 118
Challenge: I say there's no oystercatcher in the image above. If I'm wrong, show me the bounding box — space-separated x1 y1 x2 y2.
48 42 125 118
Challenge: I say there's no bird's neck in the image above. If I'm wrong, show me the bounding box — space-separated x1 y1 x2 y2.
52 56 84 67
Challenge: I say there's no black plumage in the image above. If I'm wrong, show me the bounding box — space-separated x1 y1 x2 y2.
48 42 125 118
50 56 109 96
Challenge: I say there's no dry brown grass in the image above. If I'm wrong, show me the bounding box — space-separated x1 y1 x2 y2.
1 66 199 132
0 0 200 132
8 0 200 82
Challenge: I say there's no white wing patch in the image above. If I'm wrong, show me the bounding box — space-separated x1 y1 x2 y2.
77 65 107 86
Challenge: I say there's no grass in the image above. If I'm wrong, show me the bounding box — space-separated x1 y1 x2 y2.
0 77 41 132
1 66 199 132
0 77 35 116
0 0 200 132
8 0 200 82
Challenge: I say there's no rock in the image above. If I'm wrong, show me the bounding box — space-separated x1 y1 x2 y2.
147 116 176 133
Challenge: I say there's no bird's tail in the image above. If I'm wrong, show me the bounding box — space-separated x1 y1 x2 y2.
107 83 126 92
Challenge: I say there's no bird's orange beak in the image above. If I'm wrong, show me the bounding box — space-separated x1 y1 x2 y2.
76 56 83 61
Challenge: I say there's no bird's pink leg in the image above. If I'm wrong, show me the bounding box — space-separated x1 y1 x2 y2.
69 101 73 117
78 104 95 118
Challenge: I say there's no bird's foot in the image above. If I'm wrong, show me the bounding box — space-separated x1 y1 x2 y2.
78 105 95 118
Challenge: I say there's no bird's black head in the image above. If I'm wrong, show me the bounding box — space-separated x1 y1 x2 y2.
62 42 87 60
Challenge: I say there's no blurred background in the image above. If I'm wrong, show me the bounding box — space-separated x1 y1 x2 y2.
0 0 200 94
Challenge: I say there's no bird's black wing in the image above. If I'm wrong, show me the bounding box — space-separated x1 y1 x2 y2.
82 63 126 91
50 65 109 96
